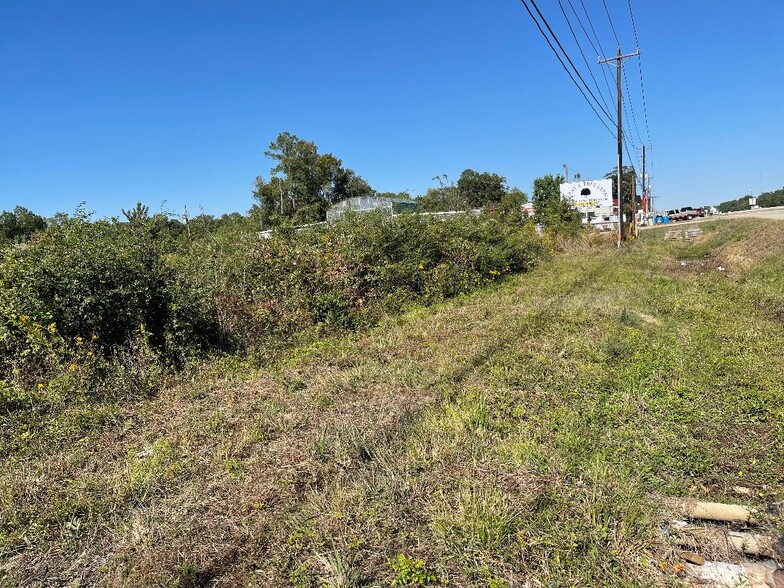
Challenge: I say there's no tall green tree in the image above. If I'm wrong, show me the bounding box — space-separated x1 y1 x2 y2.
532 174 580 230
121 202 150 226
457 169 508 208
417 186 466 212
252 132 373 226
417 171 522 213
0 206 47 244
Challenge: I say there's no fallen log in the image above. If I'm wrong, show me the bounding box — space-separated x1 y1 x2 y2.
727 531 778 558
675 498 758 524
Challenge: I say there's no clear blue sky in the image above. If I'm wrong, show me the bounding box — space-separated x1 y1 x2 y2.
2 0 783 218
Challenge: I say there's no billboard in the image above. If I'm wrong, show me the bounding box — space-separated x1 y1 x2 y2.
559 179 613 208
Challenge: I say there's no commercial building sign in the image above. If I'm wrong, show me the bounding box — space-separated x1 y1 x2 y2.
559 179 613 208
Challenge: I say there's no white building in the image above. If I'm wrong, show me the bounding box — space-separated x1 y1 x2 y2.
560 179 619 230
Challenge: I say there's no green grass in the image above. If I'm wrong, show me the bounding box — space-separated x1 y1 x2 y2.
1 219 783 587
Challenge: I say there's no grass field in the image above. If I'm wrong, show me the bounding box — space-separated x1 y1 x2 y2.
2 219 783 587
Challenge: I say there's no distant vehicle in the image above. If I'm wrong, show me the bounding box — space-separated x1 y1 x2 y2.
666 207 705 222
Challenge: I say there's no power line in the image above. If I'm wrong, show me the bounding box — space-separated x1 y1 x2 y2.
597 0 645 164
525 0 616 125
601 0 621 46
566 0 614 101
556 0 614 119
579 0 607 56
517 0 615 137
623 135 641 174
599 46 640 243
623 69 645 147
627 0 652 145
576 0 618 115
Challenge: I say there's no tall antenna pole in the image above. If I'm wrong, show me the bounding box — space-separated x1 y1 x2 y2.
599 47 640 245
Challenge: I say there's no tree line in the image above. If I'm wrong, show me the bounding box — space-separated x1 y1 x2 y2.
716 187 784 213
252 133 539 227
3 131 646 245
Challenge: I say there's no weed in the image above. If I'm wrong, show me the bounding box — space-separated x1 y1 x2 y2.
2 219 783 586
431 484 518 552
389 555 438 587
122 438 182 501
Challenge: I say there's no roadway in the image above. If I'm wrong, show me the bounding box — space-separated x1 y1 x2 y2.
643 206 784 229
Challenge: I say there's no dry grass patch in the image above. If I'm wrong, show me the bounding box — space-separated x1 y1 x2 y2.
3 219 784 586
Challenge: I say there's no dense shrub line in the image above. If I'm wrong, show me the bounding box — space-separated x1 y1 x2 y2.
0 212 544 411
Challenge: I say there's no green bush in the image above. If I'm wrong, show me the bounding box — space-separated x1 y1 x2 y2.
0 210 544 406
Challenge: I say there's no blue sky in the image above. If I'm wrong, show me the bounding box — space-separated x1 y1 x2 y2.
1 0 782 218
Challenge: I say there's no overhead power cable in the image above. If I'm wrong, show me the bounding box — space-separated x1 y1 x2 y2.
556 0 614 118
517 0 615 137
566 0 615 102
601 0 621 46
623 69 645 146
627 0 652 145
597 0 645 167
623 135 641 175
524 0 616 125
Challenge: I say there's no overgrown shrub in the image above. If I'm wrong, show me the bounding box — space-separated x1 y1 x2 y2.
0 210 545 405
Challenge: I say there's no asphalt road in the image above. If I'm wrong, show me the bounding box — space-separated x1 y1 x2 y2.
644 206 784 229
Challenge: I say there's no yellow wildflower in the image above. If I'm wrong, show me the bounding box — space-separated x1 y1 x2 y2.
69 363 77 372
37 383 44 390
76 336 84 346
48 323 57 334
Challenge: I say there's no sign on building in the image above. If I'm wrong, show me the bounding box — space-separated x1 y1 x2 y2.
559 179 613 208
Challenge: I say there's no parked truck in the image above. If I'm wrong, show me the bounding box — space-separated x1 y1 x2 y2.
666 207 705 222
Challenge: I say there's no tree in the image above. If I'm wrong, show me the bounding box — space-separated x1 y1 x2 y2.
0 206 47 244
121 202 150 226
457 169 507 208
716 197 749 213
532 174 580 230
496 187 528 220
417 170 519 213
417 186 466 212
758 187 784 208
252 132 373 226
604 166 638 215
416 176 466 212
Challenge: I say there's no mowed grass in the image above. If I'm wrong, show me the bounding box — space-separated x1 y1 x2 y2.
1 219 783 587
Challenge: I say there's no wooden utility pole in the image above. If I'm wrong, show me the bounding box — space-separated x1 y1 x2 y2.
631 171 638 237
599 47 640 245
642 145 647 214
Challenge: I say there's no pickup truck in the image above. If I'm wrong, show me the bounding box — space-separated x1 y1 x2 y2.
666 207 704 222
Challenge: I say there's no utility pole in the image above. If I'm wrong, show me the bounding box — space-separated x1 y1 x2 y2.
647 146 654 215
631 170 638 237
563 163 569 183
599 47 640 245
642 145 647 214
